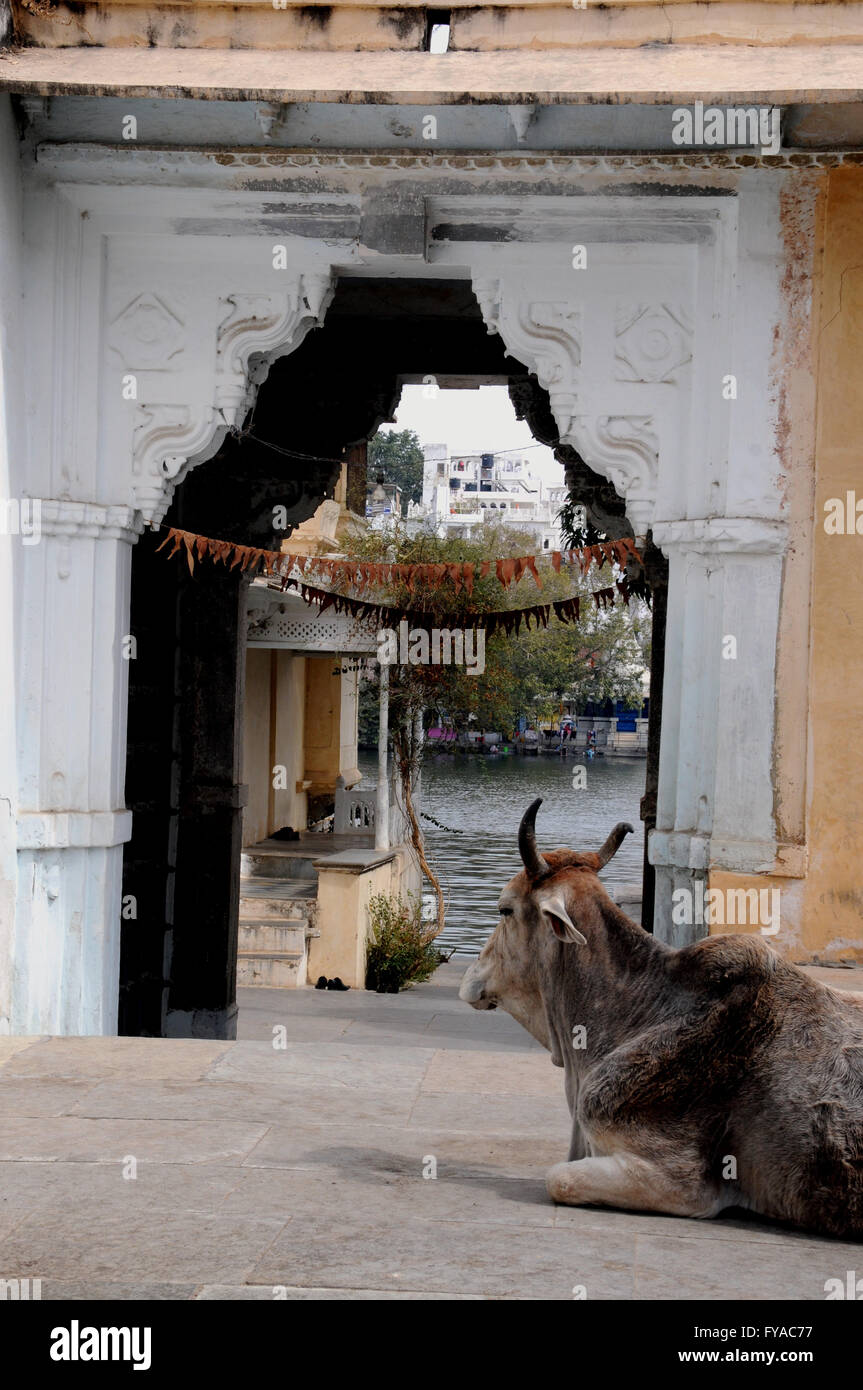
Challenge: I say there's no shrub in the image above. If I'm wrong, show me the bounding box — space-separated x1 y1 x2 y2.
365 893 442 992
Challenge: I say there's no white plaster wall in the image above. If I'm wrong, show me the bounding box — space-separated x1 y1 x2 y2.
0 94 22 1032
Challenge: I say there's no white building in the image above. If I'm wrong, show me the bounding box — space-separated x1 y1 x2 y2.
412 443 566 550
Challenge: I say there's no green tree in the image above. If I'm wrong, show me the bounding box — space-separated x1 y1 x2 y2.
351 520 649 738
346 519 650 931
367 429 424 514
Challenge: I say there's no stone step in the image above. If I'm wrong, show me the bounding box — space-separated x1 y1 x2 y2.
240 850 318 881
238 919 309 954
239 888 315 921
237 950 306 989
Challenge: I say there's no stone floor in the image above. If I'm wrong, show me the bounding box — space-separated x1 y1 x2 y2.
0 960 860 1301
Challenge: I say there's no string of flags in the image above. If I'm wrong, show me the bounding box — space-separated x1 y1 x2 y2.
155 526 641 594
285 576 634 637
153 526 639 634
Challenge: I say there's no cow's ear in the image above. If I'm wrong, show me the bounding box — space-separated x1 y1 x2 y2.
537 892 587 945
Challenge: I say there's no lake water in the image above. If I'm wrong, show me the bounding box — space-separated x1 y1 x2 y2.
359 750 645 957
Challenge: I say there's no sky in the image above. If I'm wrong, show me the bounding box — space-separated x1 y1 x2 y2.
378 384 564 486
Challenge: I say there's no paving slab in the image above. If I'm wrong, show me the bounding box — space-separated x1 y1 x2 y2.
216 1164 557 1229
241 1120 570 1179
0 1037 45 1067
632 1230 862 1301
194 1284 490 1300
35 1282 199 1301
409 1091 571 1137
0 1077 99 1116
251 1214 636 1299
0 1204 287 1285
208 1040 434 1092
421 1048 563 1099
0 1159 250 1216
0 1116 267 1165
66 1079 418 1128
1 1037 233 1081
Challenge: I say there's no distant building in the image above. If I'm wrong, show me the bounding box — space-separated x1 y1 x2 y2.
365 475 402 527
409 443 565 550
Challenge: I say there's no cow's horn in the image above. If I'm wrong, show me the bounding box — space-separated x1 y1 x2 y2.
519 798 550 879
595 821 634 868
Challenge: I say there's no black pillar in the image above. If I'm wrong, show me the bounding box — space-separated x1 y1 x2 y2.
639 540 668 935
164 562 248 1038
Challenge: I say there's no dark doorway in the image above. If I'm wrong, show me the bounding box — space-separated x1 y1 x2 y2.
119 276 543 1036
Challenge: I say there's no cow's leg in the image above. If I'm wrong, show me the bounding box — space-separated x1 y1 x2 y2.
567 1125 588 1161
547 1149 722 1219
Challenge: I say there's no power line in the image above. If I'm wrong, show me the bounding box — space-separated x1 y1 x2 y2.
233 425 560 471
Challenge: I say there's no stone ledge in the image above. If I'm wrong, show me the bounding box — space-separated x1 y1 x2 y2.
313 848 397 874
3 44 863 106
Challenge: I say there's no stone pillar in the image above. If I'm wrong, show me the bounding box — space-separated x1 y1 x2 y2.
11 504 137 1034
650 519 785 944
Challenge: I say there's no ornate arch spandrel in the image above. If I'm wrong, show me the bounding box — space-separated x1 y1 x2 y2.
130 273 335 528
473 273 661 540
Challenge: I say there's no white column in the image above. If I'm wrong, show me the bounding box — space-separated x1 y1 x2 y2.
0 95 22 1034
11 505 137 1033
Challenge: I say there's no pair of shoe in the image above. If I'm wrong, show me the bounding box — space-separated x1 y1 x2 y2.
314 976 350 991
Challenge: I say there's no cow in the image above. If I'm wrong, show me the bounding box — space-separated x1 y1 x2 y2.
459 798 863 1238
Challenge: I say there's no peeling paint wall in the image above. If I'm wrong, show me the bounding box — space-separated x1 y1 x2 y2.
803 165 863 960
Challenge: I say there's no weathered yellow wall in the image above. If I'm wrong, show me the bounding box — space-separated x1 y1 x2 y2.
308 857 396 988
307 845 420 988
273 651 307 833
801 164 863 960
243 649 309 843
303 656 341 791
242 648 274 848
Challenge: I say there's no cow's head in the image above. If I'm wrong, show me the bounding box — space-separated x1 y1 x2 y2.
459 798 633 1051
